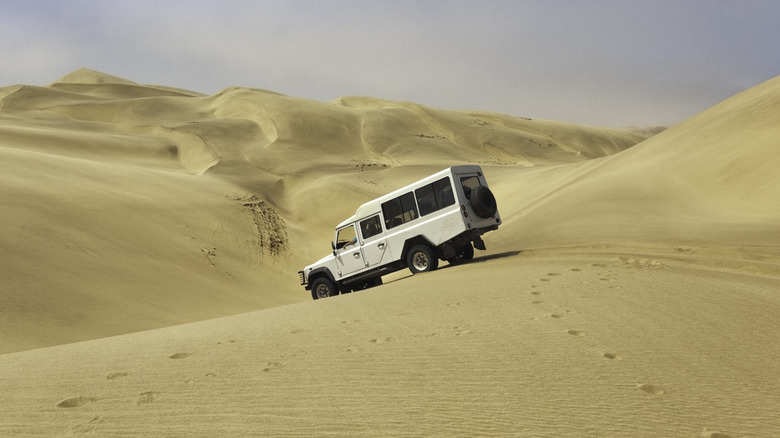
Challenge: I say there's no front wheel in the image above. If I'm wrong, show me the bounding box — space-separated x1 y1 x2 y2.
407 245 439 274
311 277 339 300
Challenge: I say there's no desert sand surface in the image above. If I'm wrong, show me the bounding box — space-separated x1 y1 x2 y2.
1 69 778 437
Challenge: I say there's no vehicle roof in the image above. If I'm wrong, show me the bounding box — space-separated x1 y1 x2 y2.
335 165 483 229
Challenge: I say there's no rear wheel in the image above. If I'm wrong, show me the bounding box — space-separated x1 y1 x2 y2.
311 277 339 300
448 243 474 265
407 245 439 274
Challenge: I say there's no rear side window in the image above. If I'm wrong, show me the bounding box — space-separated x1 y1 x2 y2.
382 192 419 230
415 184 436 216
415 177 455 217
434 178 455 209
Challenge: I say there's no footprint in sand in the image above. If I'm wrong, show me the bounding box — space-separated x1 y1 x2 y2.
531 300 545 305
531 291 543 296
637 383 665 395
602 352 621 360
185 373 218 383
567 330 586 337
549 313 565 319
137 391 158 405
168 352 192 359
453 325 471 335
57 396 98 408
341 319 363 324
217 339 238 345
106 372 129 380
262 362 287 372
72 416 103 433
700 429 732 438
368 337 395 344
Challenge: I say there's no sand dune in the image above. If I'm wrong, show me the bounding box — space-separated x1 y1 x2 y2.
1 69 778 437
493 74 780 251
0 69 656 353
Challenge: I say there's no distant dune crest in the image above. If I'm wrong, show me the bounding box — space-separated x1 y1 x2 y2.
53 67 140 85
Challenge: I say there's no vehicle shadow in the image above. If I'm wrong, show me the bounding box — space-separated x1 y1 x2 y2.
382 250 524 286
464 250 523 265
434 250 524 272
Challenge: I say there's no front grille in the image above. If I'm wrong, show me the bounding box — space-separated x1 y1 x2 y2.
298 270 306 285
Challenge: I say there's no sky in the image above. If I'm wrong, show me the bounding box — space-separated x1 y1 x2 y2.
1 0 778 127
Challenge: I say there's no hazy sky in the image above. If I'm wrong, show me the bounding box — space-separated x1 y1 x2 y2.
1 0 778 126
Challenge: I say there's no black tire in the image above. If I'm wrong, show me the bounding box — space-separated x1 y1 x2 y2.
407 244 438 274
311 277 339 300
470 186 497 218
448 243 474 265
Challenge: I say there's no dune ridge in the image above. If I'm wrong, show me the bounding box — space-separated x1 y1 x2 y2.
1 69 779 437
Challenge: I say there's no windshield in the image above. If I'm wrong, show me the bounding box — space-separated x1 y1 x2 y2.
335 225 357 250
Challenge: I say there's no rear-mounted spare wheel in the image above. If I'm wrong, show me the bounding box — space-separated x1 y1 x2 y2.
470 186 497 218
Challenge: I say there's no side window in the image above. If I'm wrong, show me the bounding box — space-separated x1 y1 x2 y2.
399 192 418 223
415 177 455 217
360 215 383 240
415 184 436 216
381 192 419 229
460 175 481 198
382 198 403 230
336 225 357 250
434 177 455 209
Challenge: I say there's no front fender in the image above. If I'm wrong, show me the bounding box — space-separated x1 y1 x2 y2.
305 267 336 290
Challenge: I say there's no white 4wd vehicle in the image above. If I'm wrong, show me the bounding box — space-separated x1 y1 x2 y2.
298 165 501 299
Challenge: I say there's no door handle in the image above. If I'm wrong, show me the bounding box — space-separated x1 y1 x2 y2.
353 252 361 258
378 243 385 249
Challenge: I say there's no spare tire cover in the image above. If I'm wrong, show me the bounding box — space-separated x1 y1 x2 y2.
470 186 497 218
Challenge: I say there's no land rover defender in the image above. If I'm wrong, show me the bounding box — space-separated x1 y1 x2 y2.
298 165 500 299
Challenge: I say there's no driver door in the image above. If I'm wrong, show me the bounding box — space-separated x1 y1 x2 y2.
334 224 366 277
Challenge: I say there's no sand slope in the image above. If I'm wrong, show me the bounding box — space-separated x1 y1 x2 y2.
493 74 780 252
1 70 779 437
1 254 777 437
0 69 654 353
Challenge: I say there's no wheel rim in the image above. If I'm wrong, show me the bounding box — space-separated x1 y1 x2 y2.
315 284 331 298
412 252 429 271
